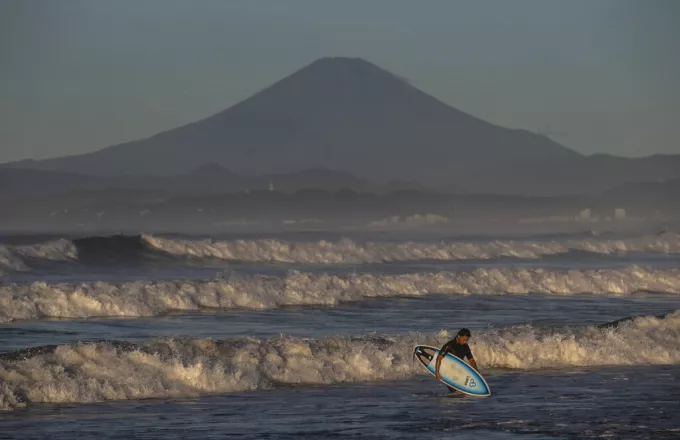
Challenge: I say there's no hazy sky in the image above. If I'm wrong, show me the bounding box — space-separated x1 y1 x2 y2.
1 0 678 163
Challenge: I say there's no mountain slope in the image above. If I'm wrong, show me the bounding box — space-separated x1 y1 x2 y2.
3 57 579 186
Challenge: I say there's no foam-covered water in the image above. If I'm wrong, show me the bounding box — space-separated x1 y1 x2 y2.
1 312 679 411
4 367 678 440
2 266 679 322
3 231 680 439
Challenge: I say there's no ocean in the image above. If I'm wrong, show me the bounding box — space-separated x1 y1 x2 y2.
1 231 679 439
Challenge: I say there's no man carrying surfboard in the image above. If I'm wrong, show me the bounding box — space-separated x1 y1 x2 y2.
435 328 479 382
413 330 490 396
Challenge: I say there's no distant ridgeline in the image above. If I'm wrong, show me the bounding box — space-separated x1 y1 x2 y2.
2 57 679 195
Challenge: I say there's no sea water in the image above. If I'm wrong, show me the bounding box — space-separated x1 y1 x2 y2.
1 232 679 439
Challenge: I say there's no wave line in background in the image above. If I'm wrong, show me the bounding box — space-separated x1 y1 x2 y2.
2 266 679 322
1 232 680 274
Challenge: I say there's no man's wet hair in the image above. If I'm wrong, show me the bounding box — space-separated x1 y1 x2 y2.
457 328 471 337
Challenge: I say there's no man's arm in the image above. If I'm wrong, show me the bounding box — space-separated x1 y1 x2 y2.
468 357 479 372
435 353 444 380
435 342 451 381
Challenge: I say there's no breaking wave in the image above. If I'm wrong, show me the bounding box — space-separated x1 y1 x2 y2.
142 233 680 263
1 311 678 410
0 235 171 274
0 239 77 273
2 233 680 273
2 266 679 322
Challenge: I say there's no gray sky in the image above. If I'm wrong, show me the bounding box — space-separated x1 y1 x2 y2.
1 0 678 163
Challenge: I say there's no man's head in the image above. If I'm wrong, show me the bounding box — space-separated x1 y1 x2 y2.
456 328 471 344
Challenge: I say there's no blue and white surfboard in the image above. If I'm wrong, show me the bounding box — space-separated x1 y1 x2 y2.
414 345 491 397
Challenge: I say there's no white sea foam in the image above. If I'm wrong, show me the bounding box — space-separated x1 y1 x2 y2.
0 239 77 274
141 233 680 263
0 246 29 273
2 266 679 322
2 312 678 410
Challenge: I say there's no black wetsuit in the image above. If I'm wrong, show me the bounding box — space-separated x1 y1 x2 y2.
440 339 472 361
439 339 473 392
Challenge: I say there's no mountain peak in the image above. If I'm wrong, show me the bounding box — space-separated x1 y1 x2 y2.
304 57 382 71
251 56 404 97
309 56 396 75
310 56 373 66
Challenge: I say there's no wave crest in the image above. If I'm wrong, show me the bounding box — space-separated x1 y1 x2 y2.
2 233 680 271
0 239 76 273
142 233 680 263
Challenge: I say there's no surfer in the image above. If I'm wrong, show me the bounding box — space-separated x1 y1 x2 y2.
435 328 479 383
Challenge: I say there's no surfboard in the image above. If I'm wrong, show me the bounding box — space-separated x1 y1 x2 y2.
413 345 491 397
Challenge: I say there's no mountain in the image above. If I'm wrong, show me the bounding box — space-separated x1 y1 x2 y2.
2 57 579 186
